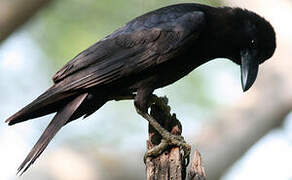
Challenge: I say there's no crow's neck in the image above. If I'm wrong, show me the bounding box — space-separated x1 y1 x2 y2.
198 6 240 61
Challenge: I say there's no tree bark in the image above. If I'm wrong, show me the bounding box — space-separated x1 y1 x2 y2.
146 97 186 180
187 150 206 180
0 0 53 43
145 97 206 180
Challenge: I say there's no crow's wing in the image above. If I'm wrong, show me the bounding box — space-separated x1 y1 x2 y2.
52 11 205 92
6 10 205 125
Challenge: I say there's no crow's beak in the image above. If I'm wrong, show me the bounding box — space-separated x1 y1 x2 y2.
240 49 259 92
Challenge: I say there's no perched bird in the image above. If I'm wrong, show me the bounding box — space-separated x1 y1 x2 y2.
6 3 276 174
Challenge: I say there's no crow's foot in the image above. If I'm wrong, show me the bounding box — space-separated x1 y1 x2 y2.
135 101 190 165
144 133 191 165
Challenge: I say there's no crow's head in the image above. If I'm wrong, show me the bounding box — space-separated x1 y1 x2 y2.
227 8 276 91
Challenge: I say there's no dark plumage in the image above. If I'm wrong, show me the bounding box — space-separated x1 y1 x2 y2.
5 3 276 174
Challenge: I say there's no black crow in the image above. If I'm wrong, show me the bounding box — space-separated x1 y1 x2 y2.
5 3 276 174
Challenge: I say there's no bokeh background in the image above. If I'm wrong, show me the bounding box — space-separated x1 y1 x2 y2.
0 0 291 179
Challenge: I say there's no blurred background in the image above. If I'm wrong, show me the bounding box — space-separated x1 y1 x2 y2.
0 0 291 179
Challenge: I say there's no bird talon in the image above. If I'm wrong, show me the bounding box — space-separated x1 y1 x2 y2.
144 139 169 163
144 132 191 165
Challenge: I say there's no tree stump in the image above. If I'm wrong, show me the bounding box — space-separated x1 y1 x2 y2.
145 96 206 180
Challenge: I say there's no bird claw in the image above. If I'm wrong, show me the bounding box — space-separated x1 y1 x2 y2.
144 132 191 165
144 139 169 163
137 95 191 165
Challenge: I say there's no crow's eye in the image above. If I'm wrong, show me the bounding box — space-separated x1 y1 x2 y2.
250 39 256 48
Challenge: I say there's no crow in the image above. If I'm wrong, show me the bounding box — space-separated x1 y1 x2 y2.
5 3 276 174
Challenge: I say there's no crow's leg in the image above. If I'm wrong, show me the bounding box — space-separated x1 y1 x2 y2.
134 89 191 162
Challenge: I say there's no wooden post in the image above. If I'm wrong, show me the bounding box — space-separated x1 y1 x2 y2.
145 96 206 180
187 150 207 180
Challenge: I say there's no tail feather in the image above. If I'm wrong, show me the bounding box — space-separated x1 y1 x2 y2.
6 86 76 125
17 93 88 175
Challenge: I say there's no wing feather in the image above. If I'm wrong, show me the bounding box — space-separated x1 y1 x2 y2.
6 6 206 125
53 11 205 92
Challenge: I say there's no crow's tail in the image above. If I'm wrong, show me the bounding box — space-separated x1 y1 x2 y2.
17 93 88 175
